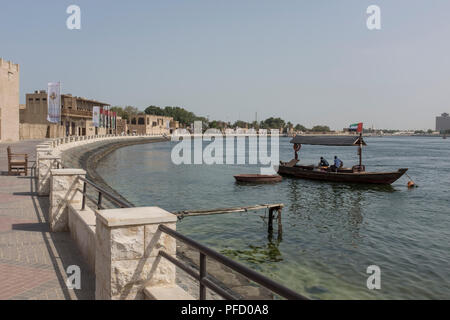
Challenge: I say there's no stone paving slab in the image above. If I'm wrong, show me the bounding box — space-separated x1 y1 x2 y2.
0 140 95 300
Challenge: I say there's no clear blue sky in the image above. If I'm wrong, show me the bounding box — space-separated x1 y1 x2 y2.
1 0 449 130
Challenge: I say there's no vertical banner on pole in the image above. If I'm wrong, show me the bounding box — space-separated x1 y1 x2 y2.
47 82 61 123
93 106 100 127
111 111 116 130
106 107 110 130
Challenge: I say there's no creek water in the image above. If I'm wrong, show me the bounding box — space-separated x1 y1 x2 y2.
96 136 450 299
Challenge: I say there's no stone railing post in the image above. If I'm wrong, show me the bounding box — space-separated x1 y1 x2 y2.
95 207 177 300
36 144 51 154
49 169 86 232
38 155 61 196
36 145 52 177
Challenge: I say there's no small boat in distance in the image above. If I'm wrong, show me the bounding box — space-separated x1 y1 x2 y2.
278 134 408 185
234 174 282 183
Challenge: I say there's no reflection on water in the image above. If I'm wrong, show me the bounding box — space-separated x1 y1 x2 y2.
96 136 450 299
286 179 368 242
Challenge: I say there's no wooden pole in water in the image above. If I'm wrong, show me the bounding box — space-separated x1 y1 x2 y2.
277 207 283 239
268 208 274 233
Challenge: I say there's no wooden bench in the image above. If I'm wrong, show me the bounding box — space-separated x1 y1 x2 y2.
7 146 28 176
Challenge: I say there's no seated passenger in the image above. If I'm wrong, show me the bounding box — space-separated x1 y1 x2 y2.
318 157 329 167
331 156 343 172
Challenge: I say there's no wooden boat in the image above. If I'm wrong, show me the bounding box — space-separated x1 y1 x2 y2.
234 174 282 183
278 135 408 185
279 165 407 184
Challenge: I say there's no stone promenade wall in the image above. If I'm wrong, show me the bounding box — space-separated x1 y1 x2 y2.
68 204 96 272
44 134 169 276
36 134 274 300
37 134 195 300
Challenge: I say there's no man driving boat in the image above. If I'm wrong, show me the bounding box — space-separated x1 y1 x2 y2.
318 157 329 167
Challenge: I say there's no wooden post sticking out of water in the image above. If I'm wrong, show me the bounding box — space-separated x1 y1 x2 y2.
277 207 283 238
268 207 283 239
268 208 274 232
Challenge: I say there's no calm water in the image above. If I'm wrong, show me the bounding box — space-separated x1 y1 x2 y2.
96 136 450 299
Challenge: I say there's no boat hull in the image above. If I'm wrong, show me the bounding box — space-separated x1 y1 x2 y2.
234 174 282 183
278 166 408 185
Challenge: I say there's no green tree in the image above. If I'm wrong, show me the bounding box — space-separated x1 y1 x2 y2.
207 120 227 130
164 106 198 126
233 120 248 128
284 122 293 133
144 106 165 116
110 106 125 118
260 117 285 130
251 121 260 130
311 125 331 132
117 106 140 120
209 120 219 129
144 105 201 126
294 124 307 132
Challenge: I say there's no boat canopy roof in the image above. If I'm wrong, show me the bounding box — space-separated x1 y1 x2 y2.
290 135 366 146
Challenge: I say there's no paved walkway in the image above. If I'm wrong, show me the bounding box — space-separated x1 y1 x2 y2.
0 140 94 300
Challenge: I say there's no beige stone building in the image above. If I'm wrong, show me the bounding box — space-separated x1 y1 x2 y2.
128 114 179 135
0 58 20 141
115 116 128 134
20 90 111 139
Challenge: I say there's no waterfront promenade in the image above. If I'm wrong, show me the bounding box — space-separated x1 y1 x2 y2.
0 140 94 300
0 136 287 300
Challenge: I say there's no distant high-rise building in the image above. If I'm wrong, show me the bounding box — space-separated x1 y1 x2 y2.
436 113 450 132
